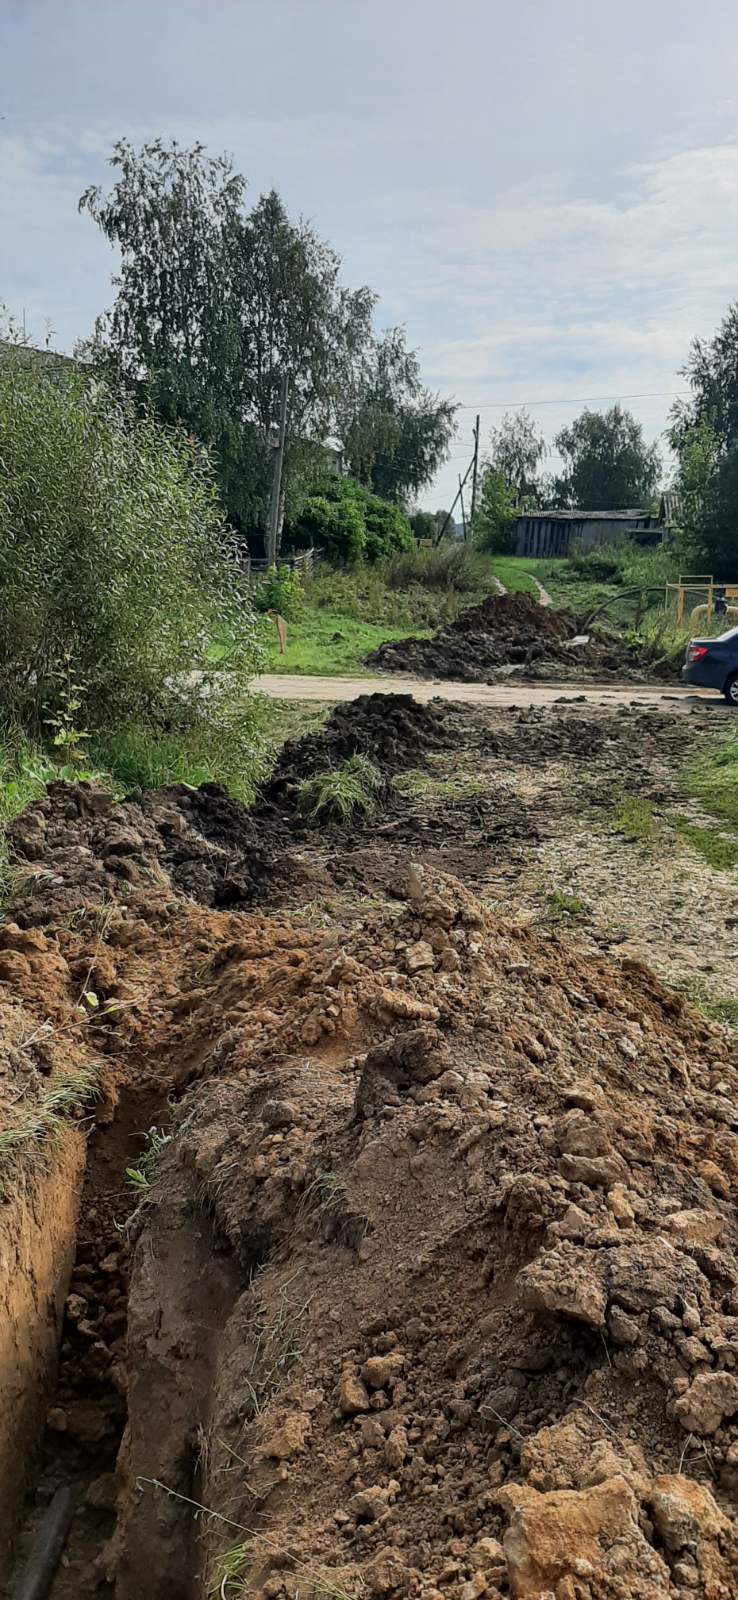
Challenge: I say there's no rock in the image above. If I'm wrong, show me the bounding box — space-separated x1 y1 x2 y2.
347 1484 393 1523
46 1407 68 1433
555 1110 611 1159
606 1185 636 1228
558 1153 625 1187
697 1160 730 1199
649 1474 727 1551
518 1243 607 1328
607 1305 640 1346
483 1384 520 1423
261 1099 299 1128
666 1208 725 1247
63 1399 114 1448
607 1238 706 1315
459 1577 488 1600
65 1292 89 1321
85 1473 118 1511
471 1538 505 1577
337 1371 371 1415
384 1426 409 1468
499 1477 667 1598
361 1352 405 1390
358 1417 386 1450
674 1371 738 1436
260 1413 311 1460
405 941 435 975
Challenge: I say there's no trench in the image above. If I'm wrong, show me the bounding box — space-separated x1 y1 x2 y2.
3 1072 241 1600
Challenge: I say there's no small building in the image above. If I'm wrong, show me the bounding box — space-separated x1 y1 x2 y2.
514 508 651 559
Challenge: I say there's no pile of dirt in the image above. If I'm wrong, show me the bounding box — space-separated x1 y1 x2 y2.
366 592 670 684
98 864 738 1600
5 777 304 921
261 694 459 812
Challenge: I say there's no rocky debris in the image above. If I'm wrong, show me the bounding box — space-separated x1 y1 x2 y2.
499 1476 670 1598
366 591 671 684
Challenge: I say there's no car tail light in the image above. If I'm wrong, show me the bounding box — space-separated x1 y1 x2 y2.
688 644 709 662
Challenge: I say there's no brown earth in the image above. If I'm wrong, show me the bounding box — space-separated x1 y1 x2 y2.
366 593 673 684
2 696 738 1600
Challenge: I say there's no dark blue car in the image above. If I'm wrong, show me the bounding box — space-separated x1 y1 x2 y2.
682 626 738 704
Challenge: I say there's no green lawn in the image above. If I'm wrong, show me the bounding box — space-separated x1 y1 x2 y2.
265 608 431 676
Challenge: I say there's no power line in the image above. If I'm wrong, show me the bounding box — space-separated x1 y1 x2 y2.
456 389 690 410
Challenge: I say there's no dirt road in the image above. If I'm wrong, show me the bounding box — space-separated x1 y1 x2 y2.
254 669 724 711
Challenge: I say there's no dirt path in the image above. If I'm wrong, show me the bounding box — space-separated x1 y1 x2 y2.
254 670 724 712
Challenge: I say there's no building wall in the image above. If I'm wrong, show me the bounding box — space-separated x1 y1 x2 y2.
515 514 649 558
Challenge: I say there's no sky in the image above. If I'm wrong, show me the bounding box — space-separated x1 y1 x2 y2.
2 0 738 509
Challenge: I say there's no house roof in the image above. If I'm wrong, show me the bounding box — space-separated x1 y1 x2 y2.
516 507 648 522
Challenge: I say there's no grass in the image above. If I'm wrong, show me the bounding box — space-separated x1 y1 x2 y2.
208 1541 252 1598
685 732 738 831
241 1279 312 1420
393 768 488 802
673 818 738 871
546 889 588 921
609 795 657 841
265 607 425 676
0 1065 100 1178
297 755 383 823
677 978 738 1030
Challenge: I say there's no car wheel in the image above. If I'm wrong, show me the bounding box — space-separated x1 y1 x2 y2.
724 672 738 706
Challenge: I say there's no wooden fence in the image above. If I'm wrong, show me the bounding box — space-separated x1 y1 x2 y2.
245 548 322 581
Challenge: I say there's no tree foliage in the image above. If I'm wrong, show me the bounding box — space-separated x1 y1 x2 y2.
80 140 454 531
552 405 660 511
284 476 413 565
487 409 546 504
671 303 738 453
472 467 518 552
0 352 262 742
336 326 457 503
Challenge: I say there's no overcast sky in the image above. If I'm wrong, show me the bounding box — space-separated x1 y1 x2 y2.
2 0 738 508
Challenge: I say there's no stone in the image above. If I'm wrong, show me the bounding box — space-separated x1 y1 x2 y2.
65 1292 89 1321
361 1352 405 1390
347 1484 393 1523
358 1417 386 1450
260 1413 311 1461
607 1305 640 1346
338 1371 370 1415
85 1473 118 1511
261 1099 298 1128
606 1185 636 1228
674 1371 738 1436
384 1426 409 1468
459 1577 488 1600
499 1477 667 1599
405 941 435 975
471 1538 505 1576
666 1208 725 1247
558 1153 625 1187
650 1474 727 1550
46 1407 68 1433
518 1244 607 1328
555 1111 611 1159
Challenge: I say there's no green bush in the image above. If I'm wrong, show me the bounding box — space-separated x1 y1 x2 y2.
251 565 304 621
0 355 263 779
383 543 492 593
285 476 412 565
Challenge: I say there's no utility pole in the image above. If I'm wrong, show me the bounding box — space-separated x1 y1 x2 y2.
469 414 480 533
266 372 289 568
434 456 474 546
458 474 468 542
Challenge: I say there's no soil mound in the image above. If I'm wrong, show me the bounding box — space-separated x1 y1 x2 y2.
261 693 457 809
100 864 738 1600
367 592 667 683
5 778 297 922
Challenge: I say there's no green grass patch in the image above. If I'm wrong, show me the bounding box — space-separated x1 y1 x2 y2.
673 817 738 871
393 769 488 802
677 979 738 1030
0 1065 100 1182
265 608 427 676
685 732 738 831
546 889 588 921
609 795 657 841
488 557 543 595
297 754 383 823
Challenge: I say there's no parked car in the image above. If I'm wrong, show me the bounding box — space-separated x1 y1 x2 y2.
682 626 738 703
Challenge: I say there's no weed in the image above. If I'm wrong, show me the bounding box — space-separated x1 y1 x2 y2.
393 770 487 803
125 1125 171 1192
0 1066 100 1172
673 818 738 871
297 755 382 823
677 978 738 1029
241 1279 312 1420
208 1540 252 1598
546 889 588 921
684 732 738 832
609 795 657 841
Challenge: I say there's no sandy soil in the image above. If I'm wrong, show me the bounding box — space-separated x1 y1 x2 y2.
253 672 727 712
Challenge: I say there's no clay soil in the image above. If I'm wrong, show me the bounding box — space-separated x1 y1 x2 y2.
3 695 738 1600
366 593 673 684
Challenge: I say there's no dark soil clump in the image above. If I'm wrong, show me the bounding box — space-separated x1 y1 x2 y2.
260 693 460 809
367 591 671 683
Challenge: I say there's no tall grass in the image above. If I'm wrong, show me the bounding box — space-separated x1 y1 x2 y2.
297 755 383 822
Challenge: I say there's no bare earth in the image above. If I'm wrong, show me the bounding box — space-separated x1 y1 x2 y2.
254 670 727 712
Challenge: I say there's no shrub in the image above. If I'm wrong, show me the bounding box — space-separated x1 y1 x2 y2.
383 543 492 594
297 755 383 822
251 565 304 621
284 476 412 565
0 355 263 776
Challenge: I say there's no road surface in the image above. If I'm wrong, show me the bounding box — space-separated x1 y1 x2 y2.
253 672 726 712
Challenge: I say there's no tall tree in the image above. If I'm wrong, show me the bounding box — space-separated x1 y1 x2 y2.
671 302 738 453
80 140 374 530
486 409 546 504
338 326 457 503
552 405 660 510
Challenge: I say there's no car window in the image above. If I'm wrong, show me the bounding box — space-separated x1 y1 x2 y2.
717 626 738 641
